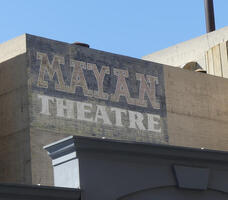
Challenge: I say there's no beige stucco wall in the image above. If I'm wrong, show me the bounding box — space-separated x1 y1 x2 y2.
0 54 31 184
164 66 228 150
0 34 26 64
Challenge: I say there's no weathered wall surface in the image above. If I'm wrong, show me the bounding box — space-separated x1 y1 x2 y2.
26 35 167 185
24 35 228 185
1 34 228 186
0 54 31 184
164 66 228 150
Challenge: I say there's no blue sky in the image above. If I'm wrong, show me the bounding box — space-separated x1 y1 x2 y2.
0 0 228 58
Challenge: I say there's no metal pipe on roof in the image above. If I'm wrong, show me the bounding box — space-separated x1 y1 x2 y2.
204 0 216 33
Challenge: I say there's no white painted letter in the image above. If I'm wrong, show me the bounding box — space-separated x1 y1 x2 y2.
94 105 112 125
147 114 161 132
56 98 75 119
128 110 146 130
76 102 93 122
38 94 54 115
111 107 126 127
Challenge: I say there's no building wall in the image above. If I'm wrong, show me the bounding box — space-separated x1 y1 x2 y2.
164 66 228 150
0 34 26 63
0 54 31 184
26 34 168 185
143 26 228 78
1 34 228 186
205 41 228 77
24 35 228 185
45 136 228 200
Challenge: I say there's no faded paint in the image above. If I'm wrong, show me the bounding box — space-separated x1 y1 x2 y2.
36 51 161 109
37 94 161 133
28 41 167 145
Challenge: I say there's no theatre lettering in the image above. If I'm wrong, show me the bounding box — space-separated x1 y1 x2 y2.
38 94 161 132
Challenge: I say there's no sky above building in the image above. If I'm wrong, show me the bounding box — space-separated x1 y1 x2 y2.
0 0 228 58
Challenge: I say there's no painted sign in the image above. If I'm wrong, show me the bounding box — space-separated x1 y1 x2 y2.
28 36 167 143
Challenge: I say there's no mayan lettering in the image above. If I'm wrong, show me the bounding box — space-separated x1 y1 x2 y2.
36 52 67 92
87 63 110 100
136 73 160 109
33 47 167 143
111 68 136 105
68 59 93 97
36 52 162 109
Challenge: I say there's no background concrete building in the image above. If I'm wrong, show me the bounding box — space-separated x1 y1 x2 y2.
143 26 228 78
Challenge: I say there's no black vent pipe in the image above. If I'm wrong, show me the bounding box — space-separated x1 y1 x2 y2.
204 0 216 33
